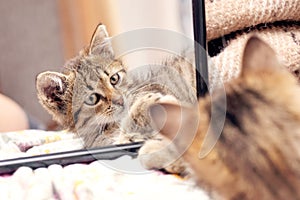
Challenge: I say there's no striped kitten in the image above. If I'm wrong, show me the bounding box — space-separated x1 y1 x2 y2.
36 22 196 161
151 37 300 199
36 24 125 147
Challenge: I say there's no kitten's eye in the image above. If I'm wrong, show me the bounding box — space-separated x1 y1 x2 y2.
84 93 101 106
110 73 120 86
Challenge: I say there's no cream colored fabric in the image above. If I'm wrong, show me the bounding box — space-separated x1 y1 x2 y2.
206 0 300 87
206 0 300 40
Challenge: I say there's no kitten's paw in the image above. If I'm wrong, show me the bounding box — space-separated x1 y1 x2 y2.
138 138 188 175
158 95 179 104
143 93 164 103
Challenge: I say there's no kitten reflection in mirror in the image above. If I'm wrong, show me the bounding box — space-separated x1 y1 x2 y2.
36 24 125 147
35 23 196 168
151 36 300 199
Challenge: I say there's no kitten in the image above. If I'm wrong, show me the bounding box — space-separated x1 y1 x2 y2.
36 24 196 151
36 24 197 174
150 37 300 199
36 24 126 147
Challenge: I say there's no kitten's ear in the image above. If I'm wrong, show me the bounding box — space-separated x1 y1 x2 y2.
150 103 182 140
36 71 71 124
149 103 198 150
88 24 114 56
241 36 281 76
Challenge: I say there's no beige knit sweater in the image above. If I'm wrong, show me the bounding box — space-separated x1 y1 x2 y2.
206 0 300 88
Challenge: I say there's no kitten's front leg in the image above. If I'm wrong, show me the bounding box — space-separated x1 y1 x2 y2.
114 93 166 143
119 93 189 175
138 136 190 176
121 93 168 137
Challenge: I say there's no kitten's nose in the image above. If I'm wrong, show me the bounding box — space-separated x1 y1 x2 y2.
112 95 124 106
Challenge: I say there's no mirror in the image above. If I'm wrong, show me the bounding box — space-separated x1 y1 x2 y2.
1 0 298 175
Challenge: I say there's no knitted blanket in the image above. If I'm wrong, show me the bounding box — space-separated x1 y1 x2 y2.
0 130 209 200
206 0 300 86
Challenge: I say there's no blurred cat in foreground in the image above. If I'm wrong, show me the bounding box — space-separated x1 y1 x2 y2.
151 36 300 200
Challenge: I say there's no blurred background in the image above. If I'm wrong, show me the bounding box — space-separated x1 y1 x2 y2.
0 0 193 129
